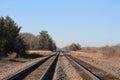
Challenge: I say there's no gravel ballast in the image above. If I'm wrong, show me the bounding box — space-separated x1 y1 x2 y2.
0 57 45 80
77 56 120 79
54 53 83 80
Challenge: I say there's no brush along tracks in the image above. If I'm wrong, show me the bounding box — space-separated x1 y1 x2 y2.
66 53 119 80
5 53 59 80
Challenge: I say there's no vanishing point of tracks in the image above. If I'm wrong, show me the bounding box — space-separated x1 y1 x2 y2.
4 52 119 80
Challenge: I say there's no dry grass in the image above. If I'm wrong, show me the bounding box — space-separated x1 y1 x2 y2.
26 50 52 56
6 50 52 59
70 51 120 61
70 51 104 59
107 57 120 61
7 52 17 58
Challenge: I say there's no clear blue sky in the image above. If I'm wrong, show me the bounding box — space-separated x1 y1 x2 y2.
0 0 120 48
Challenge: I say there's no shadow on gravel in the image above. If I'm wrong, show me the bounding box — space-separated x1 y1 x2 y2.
8 53 45 63
9 59 26 63
24 53 45 59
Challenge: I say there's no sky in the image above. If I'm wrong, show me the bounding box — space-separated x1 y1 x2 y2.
0 0 120 48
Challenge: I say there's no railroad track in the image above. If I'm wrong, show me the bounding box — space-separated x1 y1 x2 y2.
65 53 119 80
4 52 119 80
5 53 59 80
39 52 59 80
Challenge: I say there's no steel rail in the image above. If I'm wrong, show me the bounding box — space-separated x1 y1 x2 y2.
66 54 100 80
39 53 59 80
5 54 55 80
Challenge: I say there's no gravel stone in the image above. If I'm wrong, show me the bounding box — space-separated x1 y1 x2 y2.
0 57 45 80
77 56 120 79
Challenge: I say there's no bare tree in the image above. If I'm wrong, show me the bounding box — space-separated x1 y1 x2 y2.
20 33 39 50
62 43 81 51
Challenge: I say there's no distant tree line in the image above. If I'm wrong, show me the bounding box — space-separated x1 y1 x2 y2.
20 31 57 51
80 45 120 57
100 45 120 57
0 16 56 58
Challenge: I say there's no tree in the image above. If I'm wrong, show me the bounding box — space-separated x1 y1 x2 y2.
20 33 39 50
51 42 57 51
38 31 56 51
69 43 78 51
0 16 26 58
76 43 81 50
63 43 81 51
15 36 26 57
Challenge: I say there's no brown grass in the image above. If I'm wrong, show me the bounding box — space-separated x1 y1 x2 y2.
7 52 17 58
26 50 52 56
70 51 120 61
70 51 104 59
